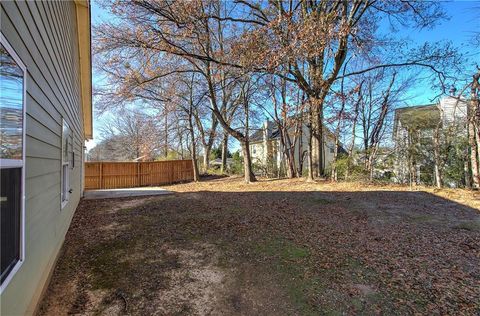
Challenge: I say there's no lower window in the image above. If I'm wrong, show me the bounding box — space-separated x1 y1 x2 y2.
1 33 25 290
61 119 71 207
0 168 22 284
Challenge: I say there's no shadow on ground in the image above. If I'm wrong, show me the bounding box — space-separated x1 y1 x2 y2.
38 186 480 315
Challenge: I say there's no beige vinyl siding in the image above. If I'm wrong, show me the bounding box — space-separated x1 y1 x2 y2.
1 1 85 315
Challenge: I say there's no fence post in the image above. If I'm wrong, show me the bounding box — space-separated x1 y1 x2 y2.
137 162 141 187
99 162 103 189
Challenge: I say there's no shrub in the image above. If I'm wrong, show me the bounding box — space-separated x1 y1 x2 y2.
230 151 244 175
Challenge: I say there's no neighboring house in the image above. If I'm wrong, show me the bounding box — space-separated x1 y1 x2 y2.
210 158 233 171
249 119 344 175
1 1 92 315
393 96 467 184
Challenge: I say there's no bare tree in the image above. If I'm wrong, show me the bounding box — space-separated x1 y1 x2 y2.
94 0 463 184
468 69 480 187
98 109 162 161
230 0 457 180
262 75 305 178
94 0 260 182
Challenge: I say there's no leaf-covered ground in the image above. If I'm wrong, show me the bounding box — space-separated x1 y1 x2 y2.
38 177 480 315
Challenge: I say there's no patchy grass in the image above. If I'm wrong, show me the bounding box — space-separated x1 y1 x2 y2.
38 177 480 315
255 237 310 261
455 219 480 231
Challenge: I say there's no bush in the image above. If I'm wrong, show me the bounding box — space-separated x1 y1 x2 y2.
230 151 244 175
326 154 369 181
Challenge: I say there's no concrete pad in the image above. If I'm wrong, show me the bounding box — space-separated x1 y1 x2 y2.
84 187 173 199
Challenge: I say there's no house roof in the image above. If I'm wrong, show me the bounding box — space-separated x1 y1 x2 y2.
250 126 281 142
74 0 93 140
210 158 233 166
250 120 281 142
249 129 264 142
393 104 441 132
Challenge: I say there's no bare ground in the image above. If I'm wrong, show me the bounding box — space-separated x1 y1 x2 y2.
38 177 480 315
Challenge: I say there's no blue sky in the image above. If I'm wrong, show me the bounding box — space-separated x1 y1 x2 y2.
396 1 480 104
87 0 480 150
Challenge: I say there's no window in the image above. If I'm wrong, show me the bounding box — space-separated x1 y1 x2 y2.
61 119 71 207
0 34 26 291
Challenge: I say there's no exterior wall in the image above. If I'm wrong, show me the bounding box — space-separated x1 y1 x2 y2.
250 140 278 175
393 97 469 184
440 96 467 124
1 1 85 315
250 142 265 165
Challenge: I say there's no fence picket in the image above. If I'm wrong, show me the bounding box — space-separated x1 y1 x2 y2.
84 160 193 190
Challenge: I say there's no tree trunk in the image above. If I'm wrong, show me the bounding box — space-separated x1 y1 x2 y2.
464 158 472 189
314 106 325 177
468 98 480 188
203 144 211 173
331 135 338 181
179 132 185 159
297 120 304 177
306 125 315 182
204 66 254 183
221 132 228 174
188 112 200 182
164 112 169 158
366 145 377 182
286 139 296 178
241 142 256 183
469 121 479 188
279 129 295 178
346 89 361 180
433 126 442 188
469 72 480 188
476 131 480 174
190 138 200 182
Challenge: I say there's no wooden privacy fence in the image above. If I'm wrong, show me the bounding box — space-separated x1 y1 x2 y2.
84 160 194 190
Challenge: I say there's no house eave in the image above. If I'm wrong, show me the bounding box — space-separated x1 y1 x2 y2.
75 0 93 140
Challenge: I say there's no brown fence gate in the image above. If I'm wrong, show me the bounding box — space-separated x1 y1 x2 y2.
84 160 194 190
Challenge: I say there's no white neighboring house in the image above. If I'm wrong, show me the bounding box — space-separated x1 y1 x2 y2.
249 120 345 175
393 95 468 184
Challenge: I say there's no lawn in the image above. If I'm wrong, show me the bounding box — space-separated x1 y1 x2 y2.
38 177 480 315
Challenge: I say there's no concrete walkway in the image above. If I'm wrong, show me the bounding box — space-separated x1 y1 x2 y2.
84 187 173 199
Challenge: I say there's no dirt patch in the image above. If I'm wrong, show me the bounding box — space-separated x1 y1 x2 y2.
37 194 293 315
155 243 225 315
106 196 156 213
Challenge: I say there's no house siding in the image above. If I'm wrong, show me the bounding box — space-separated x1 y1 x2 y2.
1 1 84 315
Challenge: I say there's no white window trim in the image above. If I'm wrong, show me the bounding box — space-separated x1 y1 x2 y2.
0 32 27 294
61 119 70 209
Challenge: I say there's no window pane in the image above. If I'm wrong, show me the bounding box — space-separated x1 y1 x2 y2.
62 164 68 202
0 167 21 284
62 121 70 162
0 44 24 160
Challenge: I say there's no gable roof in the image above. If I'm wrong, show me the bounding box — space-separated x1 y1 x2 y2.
393 104 441 133
249 123 281 142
